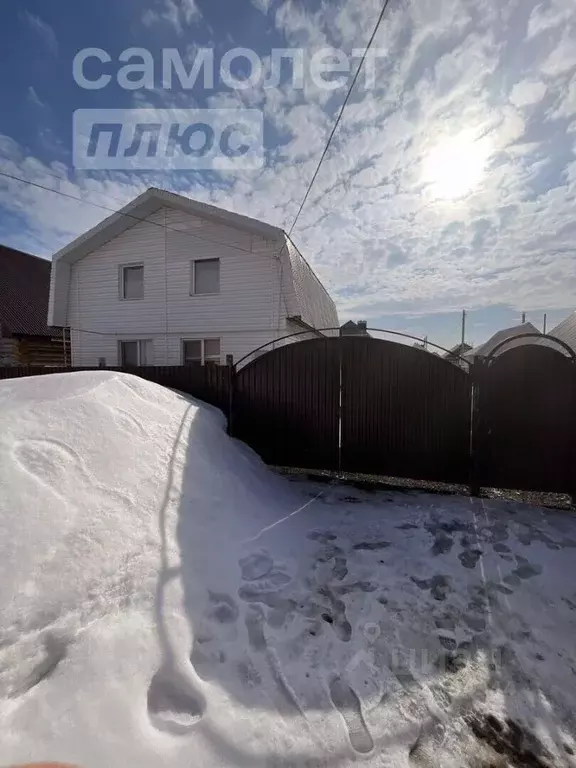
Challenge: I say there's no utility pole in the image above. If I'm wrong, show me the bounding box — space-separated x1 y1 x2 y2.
521 312 526 324
461 310 467 346
543 313 547 335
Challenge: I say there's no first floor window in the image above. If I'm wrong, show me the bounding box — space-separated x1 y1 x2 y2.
183 338 221 365
119 340 152 366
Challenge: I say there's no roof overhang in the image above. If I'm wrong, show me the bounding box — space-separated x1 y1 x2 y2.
52 187 286 266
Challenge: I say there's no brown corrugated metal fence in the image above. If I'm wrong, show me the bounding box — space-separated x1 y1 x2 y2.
474 346 576 494
2 336 575 497
340 337 471 483
232 338 341 470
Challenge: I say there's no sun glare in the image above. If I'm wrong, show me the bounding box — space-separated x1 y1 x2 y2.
422 132 492 200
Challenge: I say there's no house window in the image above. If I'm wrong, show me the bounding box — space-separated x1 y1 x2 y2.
182 338 221 365
192 259 220 295
120 265 144 300
119 340 152 366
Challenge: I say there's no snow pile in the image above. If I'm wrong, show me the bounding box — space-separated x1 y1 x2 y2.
1 371 576 767
0 371 290 766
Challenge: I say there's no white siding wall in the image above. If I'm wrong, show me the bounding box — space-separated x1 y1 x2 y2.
68 208 291 366
48 260 71 327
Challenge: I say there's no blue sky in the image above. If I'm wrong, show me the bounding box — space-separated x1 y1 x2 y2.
1 0 575 348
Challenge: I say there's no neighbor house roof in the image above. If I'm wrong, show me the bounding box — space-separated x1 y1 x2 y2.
466 322 540 359
536 312 576 356
0 245 61 337
443 342 473 359
340 321 370 337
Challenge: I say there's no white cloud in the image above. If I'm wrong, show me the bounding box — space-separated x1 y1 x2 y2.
526 0 574 40
141 0 201 35
3 0 576 323
551 78 576 117
0 136 23 164
251 0 273 14
509 79 547 108
541 33 576 76
22 10 58 56
0 149 146 255
26 86 45 109
274 1 330 48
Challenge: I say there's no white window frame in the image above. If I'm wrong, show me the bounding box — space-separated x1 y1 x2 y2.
118 339 152 367
119 263 144 301
182 338 221 365
190 258 220 296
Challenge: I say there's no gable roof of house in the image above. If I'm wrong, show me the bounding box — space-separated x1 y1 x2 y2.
466 322 540 359
48 187 338 331
552 312 576 349
52 187 286 267
550 312 576 352
539 312 576 355
0 245 60 337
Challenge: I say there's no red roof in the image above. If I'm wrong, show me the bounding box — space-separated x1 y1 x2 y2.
0 245 61 337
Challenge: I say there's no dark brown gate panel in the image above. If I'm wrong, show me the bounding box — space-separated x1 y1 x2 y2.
233 338 341 470
340 338 471 483
477 346 576 493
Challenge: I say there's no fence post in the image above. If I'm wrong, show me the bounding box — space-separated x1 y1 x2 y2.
226 355 234 437
571 361 576 509
338 335 343 473
469 358 484 497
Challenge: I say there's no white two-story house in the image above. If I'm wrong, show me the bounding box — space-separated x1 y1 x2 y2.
48 188 338 367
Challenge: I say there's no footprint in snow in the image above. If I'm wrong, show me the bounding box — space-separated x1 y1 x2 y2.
239 552 274 581
9 632 70 698
147 666 205 735
330 676 374 754
190 592 239 681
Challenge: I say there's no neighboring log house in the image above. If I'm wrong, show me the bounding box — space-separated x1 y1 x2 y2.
0 245 69 367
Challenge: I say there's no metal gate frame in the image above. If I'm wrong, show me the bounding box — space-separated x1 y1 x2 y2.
233 328 470 370
229 328 575 499
230 328 472 481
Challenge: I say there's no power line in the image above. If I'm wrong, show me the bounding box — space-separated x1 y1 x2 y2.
2 163 147 212
0 169 276 260
0 168 338 320
287 0 394 238
0 168 304 336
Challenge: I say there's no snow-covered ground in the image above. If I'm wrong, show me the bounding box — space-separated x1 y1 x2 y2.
1 371 575 767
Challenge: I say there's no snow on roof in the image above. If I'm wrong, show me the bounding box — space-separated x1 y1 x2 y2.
466 321 541 359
